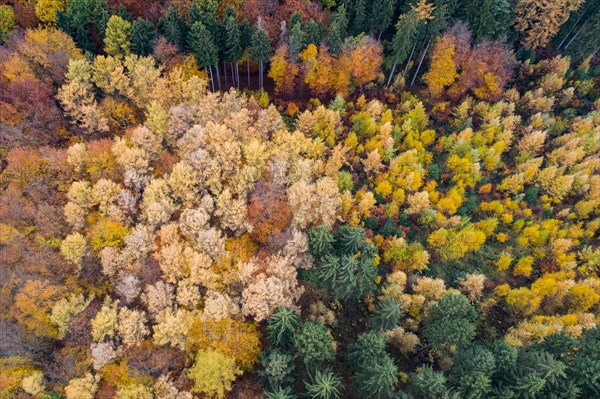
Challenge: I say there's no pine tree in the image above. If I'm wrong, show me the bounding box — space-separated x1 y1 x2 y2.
288 12 305 55
305 20 324 47
351 0 367 36
188 21 218 91
158 7 186 50
369 0 396 41
224 10 243 88
304 368 343 399
386 10 420 86
327 5 348 55
370 299 402 331
250 22 273 91
104 15 131 59
267 307 300 348
130 18 156 56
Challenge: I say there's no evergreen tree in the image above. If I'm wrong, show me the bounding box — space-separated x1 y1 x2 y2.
370 299 402 331
304 368 343 399
267 307 300 348
130 18 156 56
189 2 201 25
305 20 324 46
188 21 218 91
249 22 273 90
240 20 252 87
259 349 296 390
292 321 335 366
424 294 477 350
224 10 243 87
104 15 131 59
117 4 131 21
158 7 186 50
351 0 367 36
386 10 420 86
348 333 398 399
288 12 306 55
369 0 396 41
264 386 297 399
327 5 348 54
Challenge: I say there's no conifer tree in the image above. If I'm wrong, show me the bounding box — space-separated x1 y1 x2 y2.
104 15 131 59
188 21 219 91
369 0 396 41
224 10 243 88
327 5 348 55
130 18 156 56
158 7 186 50
250 21 273 91
386 9 420 86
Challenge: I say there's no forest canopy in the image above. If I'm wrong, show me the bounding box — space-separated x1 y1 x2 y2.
0 0 599 398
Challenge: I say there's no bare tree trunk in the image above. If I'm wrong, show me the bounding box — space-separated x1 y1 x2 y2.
386 63 397 87
230 62 235 88
236 63 240 89
557 13 584 50
223 60 228 87
208 66 215 92
215 64 221 91
411 39 430 87
247 55 250 88
403 41 418 78
565 18 590 50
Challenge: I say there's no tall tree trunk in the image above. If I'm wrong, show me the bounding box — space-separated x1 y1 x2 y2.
215 63 221 91
208 66 215 92
223 60 228 87
565 18 590 50
403 41 418 78
411 39 430 86
231 62 235 88
236 63 240 89
386 63 397 87
378 29 383 42
260 61 263 91
557 13 584 50
247 55 250 88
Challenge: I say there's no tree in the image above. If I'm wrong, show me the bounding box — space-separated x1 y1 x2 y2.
292 321 335 366
224 10 243 88
348 332 398 399
188 21 218 91
130 18 156 56
268 45 299 97
424 294 477 350
305 368 343 399
158 7 186 50
370 299 402 331
369 0 396 40
515 0 585 49
35 0 66 25
267 307 300 348
188 349 242 399
250 22 273 91
0 5 16 42
259 349 296 390
327 5 348 55
423 33 459 98
386 10 420 86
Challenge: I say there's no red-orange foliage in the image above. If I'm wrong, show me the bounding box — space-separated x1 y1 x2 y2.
247 181 292 244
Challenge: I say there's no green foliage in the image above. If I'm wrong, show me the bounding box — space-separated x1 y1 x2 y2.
304 368 343 399
292 321 335 366
412 365 448 398
249 26 273 63
370 299 402 331
348 332 398 399
424 294 477 350
224 12 242 62
130 18 156 56
188 21 218 67
259 349 296 390
158 7 186 50
264 386 297 399
267 307 300 348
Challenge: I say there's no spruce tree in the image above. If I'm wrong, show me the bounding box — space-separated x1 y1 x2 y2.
267 307 300 348
387 10 419 86
304 368 343 399
187 21 218 91
130 18 156 56
369 0 396 40
158 7 186 50
288 12 305 55
305 20 323 47
249 23 272 90
224 11 243 87
351 0 367 36
327 5 348 55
